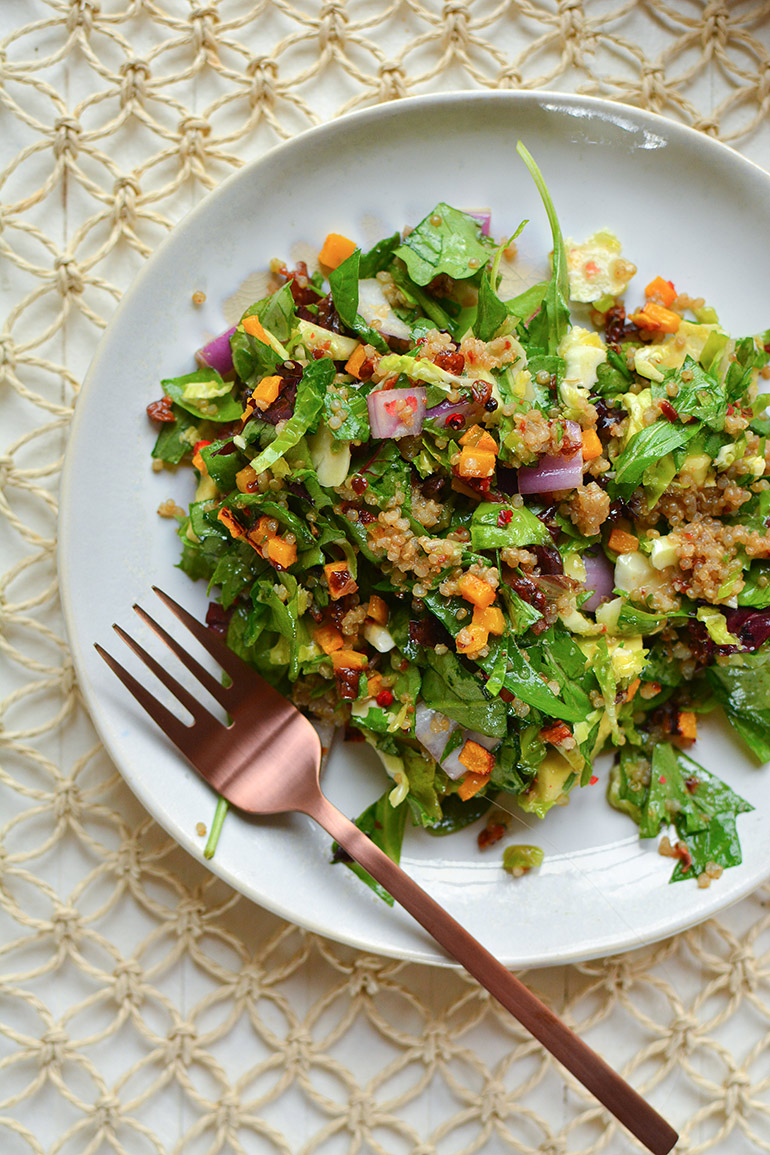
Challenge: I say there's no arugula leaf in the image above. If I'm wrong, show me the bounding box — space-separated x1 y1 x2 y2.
470 502 550 551
230 282 296 387
474 267 509 341
505 280 549 322
738 564 770 608
421 649 507 738
611 420 700 499
726 335 768 404
151 403 202 464
162 368 242 423
424 792 492 835
199 440 242 492
395 203 493 286
248 358 333 475
516 141 570 355
707 649 770 762
328 250 390 354
359 232 400 278
389 263 459 336
651 356 726 431
494 636 583 722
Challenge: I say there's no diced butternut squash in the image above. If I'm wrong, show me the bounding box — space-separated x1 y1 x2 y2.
217 508 245 539
236 465 258 493
458 573 497 608
366 672 384 699
242 314 270 342
457 445 496 478
608 527 639 554
248 515 277 548
324 560 358 600
456 624 488 658
459 424 498 454
581 428 602 461
319 232 357 270
367 594 389 625
266 536 297 569
313 622 344 654
644 276 677 307
472 604 505 635
629 302 681 334
677 711 697 741
457 771 490 801
252 375 282 410
458 739 495 777
330 649 368 671
345 345 367 378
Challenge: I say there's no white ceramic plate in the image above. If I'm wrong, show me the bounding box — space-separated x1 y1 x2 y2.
60 92 770 967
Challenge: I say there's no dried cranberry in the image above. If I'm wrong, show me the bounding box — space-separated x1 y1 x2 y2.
146 395 175 423
434 348 465 374
471 379 492 405
205 602 231 635
350 474 368 495
533 544 564 575
478 822 507 851
497 509 513 527
604 304 627 345
660 399 679 422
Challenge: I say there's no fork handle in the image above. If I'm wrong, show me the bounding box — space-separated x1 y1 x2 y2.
306 792 677 1155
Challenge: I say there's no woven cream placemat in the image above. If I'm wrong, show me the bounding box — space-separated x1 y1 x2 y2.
3 3 770 1152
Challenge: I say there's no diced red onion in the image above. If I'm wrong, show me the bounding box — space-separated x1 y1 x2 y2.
723 608 770 652
357 279 412 341
582 551 615 614
467 210 491 236
517 421 583 494
425 396 478 428
367 386 426 439
414 702 498 780
195 325 237 375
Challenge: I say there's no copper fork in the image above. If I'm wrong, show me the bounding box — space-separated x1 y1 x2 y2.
96 586 678 1155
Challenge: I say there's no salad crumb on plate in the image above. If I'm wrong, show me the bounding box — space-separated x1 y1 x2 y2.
147 142 770 898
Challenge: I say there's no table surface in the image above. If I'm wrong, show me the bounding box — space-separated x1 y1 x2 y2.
3 3 770 1153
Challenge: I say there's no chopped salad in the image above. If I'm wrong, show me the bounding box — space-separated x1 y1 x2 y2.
148 143 770 894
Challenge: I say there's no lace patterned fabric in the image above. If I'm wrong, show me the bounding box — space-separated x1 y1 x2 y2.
2 2 770 1152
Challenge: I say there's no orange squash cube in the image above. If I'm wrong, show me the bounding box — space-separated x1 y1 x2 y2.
242 314 270 343
644 276 677 307
457 771 490 801
319 233 357 270
472 604 505 635
629 302 681 334
252 375 282 411
581 429 602 461
330 649 368 671
458 739 495 777
235 465 258 493
457 445 496 478
459 424 498 454
313 622 344 654
266 536 297 569
608 527 639 554
458 573 497 608
367 594 389 625
345 345 368 378
324 560 358 600
456 624 489 658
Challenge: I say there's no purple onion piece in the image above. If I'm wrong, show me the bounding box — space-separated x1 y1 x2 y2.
196 324 237 375
466 210 491 236
367 386 427 439
425 396 478 429
517 420 584 494
582 551 615 614
723 608 770 652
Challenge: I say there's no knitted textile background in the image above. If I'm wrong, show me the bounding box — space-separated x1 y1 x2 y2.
3 2 770 1153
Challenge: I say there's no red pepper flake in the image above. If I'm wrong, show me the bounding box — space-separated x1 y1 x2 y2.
194 439 212 454
589 775 599 785
497 509 513 528
445 413 465 430
376 689 394 708
146 395 175 423
659 776 667 784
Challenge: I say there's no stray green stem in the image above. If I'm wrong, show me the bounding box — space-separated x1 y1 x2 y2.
204 795 229 859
